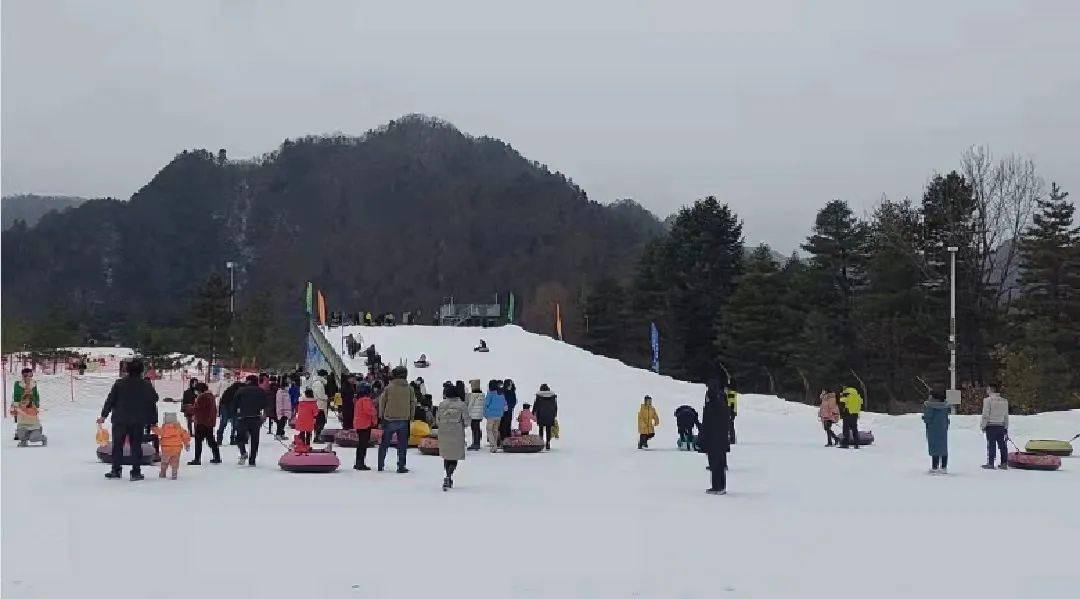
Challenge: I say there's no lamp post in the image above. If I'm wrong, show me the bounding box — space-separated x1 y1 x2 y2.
225 261 235 314
946 246 960 406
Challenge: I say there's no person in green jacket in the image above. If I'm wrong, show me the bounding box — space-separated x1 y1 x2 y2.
12 368 40 439
922 391 950 474
838 386 863 449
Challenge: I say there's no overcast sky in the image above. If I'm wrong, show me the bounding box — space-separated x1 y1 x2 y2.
3 1 1077 252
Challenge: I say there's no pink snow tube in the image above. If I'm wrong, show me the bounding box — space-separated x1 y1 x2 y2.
501 434 545 453
369 428 383 447
278 450 341 473
1007 451 1061 471
334 429 359 447
418 436 440 456
96 442 159 465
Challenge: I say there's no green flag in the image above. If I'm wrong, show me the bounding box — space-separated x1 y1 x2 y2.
305 282 313 315
507 293 515 323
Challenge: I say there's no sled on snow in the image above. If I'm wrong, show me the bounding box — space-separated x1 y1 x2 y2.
1024 439 1073 457
16 426 47 447
278 449 340 473
1007 451 1061 471
96 441 159 465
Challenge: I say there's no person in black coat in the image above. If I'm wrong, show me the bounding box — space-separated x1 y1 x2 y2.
340 374 357 430
699 379 731 495
500 379 518 440
180 377 199 435
98 359 159 480
233 375 266 465
674 405 700 450
532 384 558 450
216 380 243 445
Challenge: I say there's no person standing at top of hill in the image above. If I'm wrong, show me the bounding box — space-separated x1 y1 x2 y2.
818 390 840 447
499 379 518 441
180 377 199 435
98 359 159 481
483 380 507 452
700 378 731 495
377 366 418 473
532 384 558 451
838 386 863 449
980 387 1010 470
637 396 660 449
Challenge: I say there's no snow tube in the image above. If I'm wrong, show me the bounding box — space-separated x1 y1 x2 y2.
501 434 545 453
1024 440 1073 457
408 421 431 447
96 442 158 465
413 360 430 368
473 347 489 353
334 429 359 447
318 428 341 443
418 436 440 456
369 428 383 447
1007 451 1061 471
278 450 340 473
842 430 874 446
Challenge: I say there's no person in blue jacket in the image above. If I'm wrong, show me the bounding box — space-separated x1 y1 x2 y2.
288 375 301 414
483 380 507 452
922 387 951 474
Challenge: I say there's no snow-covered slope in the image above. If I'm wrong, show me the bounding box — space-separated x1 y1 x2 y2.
3 325 1079 598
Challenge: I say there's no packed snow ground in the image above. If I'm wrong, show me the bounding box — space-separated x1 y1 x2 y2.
3 325 1079 598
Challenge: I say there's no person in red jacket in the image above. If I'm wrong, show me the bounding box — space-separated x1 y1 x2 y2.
352 382 379 470
188 383 221 465
295 389 319 446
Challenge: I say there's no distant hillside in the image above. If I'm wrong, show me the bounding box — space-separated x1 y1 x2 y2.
1 115 663 349
2 194 89 229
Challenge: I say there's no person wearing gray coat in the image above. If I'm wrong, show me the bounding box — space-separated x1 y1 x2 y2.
437 387 469 491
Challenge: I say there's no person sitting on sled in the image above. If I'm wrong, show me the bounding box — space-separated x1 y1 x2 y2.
11 395 43 446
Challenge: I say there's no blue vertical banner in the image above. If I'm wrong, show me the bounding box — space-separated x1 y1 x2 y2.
650 322 660 373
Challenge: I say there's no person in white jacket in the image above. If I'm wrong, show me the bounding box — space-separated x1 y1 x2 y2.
309 370 329 439
980 388 1010 470
465 379 485 451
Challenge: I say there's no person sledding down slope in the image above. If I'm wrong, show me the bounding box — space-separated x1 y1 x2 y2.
674 404 699 451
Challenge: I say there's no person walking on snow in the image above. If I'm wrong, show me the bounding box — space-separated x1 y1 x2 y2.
517 403 535 436
216 380 242 445
980 387 1010 470
499 379 518 442
726 388 739 444
180 377 199 435
483 380 508 452
188 382 221 465
700 379 732 495
233 375 267 466
352 382 378 470
98 359 159 481
12 368 40 439
436 384 469 490
533 384 558 451
838 386 863 449
674 405 699 450
637 396 660 449
377 366 418 473
340 373 357 431
274 383 292 440
153 412 191 479
466 379 485 450
295 389 319 446
922 390 950 473
818 390 840 446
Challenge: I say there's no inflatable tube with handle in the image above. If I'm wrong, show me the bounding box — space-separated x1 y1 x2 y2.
96 442 158 465
278 450 340 473
1007 451 1061 471
1024 440 1073 457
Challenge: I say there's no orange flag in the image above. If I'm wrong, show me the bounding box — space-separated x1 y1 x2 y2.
555 303 563 341
317 290 327 326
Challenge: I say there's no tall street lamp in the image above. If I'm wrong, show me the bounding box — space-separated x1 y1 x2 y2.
225 261 235 314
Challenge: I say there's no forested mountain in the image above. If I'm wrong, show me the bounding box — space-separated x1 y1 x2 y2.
1 115 663 358
2 194 88 229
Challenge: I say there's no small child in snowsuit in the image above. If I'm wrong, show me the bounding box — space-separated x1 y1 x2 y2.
154 412 191 480
11 397 43 446
517 403 535 435
295 389 319 446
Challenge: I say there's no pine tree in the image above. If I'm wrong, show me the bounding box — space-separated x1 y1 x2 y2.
798 200 868 380
583 277 629 361
190 274 232 377
716 245 800 394
1017 182 1080 396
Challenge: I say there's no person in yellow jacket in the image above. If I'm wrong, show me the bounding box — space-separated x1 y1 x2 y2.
637 396 660 449
726 389 739 444
838 386 863 449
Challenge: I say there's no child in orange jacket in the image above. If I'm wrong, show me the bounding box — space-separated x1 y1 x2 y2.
153 412 191 480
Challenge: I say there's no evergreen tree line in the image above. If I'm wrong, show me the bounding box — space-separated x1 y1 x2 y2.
583 148 1080 413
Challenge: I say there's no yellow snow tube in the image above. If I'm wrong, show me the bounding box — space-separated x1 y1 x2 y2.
409 420 431 447
1024 439 1073 456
